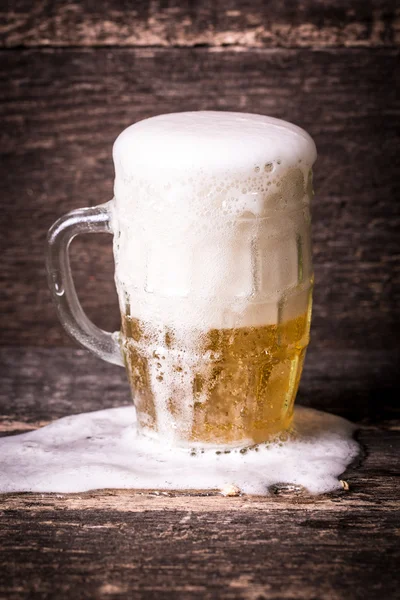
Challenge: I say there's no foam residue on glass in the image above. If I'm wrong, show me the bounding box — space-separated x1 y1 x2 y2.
0 406 359 495
111 111 317 331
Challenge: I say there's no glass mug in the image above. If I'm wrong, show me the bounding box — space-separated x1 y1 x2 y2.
47 112 316 448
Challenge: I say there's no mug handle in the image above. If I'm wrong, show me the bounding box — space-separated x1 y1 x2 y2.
46 200 124 366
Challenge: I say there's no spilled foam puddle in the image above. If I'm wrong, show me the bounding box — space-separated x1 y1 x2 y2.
0 406 359 495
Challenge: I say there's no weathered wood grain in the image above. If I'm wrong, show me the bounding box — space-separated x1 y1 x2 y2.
1 0 399 48
1 48 399 352
0 487 399 599
0 348 399 600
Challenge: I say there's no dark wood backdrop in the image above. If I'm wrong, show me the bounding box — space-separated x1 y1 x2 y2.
1 0 399 420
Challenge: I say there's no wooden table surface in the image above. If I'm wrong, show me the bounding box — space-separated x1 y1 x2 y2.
1 348 399 599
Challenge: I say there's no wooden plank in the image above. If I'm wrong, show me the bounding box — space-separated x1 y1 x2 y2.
1 48 399 352
0 496 399 600
1 0 399 48
1 493 398 599
0 347 398 427
0 419 398 599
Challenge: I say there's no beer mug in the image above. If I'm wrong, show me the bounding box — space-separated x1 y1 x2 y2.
47 112 316 448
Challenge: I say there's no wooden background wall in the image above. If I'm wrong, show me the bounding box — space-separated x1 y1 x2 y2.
1 1 399 418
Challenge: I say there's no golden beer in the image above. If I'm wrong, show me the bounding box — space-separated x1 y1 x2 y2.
122 301 311 446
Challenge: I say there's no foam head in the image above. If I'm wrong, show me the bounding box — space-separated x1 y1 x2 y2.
113 111 317 178
111 111 317 332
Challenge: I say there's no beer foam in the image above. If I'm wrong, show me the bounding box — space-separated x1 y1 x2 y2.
0 406 359 495
113 112 316 175
111 112 317 330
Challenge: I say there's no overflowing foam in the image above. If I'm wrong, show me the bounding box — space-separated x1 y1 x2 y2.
113 112 316 176
0 406 359 495
111 112 317 330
